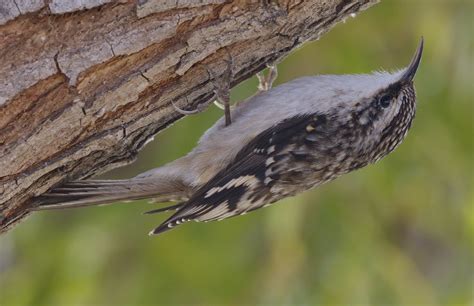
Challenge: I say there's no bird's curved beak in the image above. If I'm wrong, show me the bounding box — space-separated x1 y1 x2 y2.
400 37 424 83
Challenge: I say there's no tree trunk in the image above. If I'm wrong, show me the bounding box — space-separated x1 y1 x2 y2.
0 0 379 233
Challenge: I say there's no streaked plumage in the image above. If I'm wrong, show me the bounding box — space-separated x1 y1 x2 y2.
36 39 424 235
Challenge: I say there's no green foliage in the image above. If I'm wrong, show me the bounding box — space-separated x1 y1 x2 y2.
1 1 472 305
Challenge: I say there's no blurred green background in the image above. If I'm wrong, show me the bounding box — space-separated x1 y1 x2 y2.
1 0 472 305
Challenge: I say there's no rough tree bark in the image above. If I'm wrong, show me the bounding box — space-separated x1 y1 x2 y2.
0 0 379 233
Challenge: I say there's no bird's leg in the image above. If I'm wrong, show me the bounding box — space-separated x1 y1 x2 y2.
256 63 278 92
266 63 278 89
214 82 231 126
207 56 234 127
232 62 279 109
256 72 266 91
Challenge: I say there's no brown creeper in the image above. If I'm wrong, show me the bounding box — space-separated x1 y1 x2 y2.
36 38 424 235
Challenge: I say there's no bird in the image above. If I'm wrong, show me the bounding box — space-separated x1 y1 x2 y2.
35 38 424 235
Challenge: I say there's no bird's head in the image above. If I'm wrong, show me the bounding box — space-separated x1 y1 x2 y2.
339 38 424 163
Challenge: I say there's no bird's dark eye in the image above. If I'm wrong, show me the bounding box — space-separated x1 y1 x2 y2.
379 94 392 108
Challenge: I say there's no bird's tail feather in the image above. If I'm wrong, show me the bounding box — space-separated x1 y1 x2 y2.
34 178 190 210
143 202 184 214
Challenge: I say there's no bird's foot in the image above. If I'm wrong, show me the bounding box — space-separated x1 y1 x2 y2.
171 99 207 115
256 63 278 92
207 55 234 127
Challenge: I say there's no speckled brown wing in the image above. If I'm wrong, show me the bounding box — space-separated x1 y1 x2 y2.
149 113 332 235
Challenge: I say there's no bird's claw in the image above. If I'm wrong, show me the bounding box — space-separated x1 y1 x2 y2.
172 100 206 115
257 63 278 92
213 99 226 110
